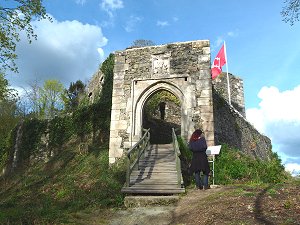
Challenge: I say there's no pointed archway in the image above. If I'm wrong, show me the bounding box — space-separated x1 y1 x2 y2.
109 40 214 163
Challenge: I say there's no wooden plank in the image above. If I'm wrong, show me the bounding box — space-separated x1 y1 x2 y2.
122 143 185 194
121 188 185 194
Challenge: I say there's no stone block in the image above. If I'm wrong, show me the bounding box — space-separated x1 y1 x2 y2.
112 102 127 110
109 137 122 153
192 40 209 49
201 122 214 133
198 69 211 79
112 88 124 97
109 157 116 164
110 120 128 130
110 109 120 121
200 105 213 113
114 147 124 158
203 47 210 55
197 98 211 106
126 98 132 112
112 96 123 105
198 55 210 63
114 72 125 80
200 113 214 122
200 89 212 98
205 131 215 142
195 80 211 89
109 130 119 138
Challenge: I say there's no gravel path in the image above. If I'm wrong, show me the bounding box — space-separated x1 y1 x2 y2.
109 186 224 225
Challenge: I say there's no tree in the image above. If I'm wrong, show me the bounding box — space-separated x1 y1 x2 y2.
64 80 85 111
38 79 65 119
130 39 155 48
0 73 9 100
281 0 300 25
0 72 20 169
0 0 48 73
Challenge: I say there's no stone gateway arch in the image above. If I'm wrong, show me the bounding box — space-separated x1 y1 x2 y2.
109 40 215 163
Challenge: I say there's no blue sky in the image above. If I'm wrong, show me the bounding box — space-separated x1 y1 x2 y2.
6 0 300 175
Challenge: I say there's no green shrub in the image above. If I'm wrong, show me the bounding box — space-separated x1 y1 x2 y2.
214 144 288 184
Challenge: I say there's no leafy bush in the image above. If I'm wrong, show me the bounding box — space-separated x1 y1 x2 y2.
214 144 288 184
177 139 288 186
0 147 126 224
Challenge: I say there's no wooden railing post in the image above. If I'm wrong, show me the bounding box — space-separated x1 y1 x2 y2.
125 128 150 187
126 153 130 187
172 128 182 188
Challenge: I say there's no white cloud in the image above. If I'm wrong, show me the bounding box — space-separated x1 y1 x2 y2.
124 15 142 32
246 85 300 167
157 20 169 27
227 31 238 37
211 30 239 52
75 0 86 5
9 14 108 88
211 37 224 52
173 17 179 22
101 0 123 11
285 163 300 176
100 0 124 27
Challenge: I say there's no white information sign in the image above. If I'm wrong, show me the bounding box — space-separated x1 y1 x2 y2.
206 145 221 155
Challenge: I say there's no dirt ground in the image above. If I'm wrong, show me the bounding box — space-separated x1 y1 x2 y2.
72 182 299 225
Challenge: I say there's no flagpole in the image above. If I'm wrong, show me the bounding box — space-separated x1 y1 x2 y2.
224 41 231 105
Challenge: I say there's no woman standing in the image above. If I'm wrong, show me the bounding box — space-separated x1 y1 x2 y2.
188 129 210 190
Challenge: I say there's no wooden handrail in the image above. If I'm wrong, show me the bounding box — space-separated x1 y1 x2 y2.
172 128 183 188
125 128 150 187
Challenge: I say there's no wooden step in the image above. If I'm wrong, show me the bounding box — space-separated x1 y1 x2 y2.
121 187 185 194
122 143 185 194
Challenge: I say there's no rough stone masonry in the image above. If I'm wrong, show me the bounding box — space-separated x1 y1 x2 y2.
108 40 272 163
109 40 214 163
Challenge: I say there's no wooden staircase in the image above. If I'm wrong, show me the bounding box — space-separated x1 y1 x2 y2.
121 143 185 194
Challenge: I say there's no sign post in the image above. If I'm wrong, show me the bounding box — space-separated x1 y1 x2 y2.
206 145 221 186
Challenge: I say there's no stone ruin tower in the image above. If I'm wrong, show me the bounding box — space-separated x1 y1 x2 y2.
109 40 213 163
108 40 272 163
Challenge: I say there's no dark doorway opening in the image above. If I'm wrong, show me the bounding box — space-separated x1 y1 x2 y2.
143 90 181 144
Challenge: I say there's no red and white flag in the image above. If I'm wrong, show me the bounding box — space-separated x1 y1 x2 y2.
211 44 226 79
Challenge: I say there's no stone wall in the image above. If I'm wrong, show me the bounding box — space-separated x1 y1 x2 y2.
87 69 105 103
213 88 272 160
109 40 214 163
212 72 245 116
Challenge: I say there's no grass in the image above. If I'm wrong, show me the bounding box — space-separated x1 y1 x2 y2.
0 135 296 224
0 138 126 224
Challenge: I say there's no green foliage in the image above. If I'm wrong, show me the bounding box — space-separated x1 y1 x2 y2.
0 73 8 100
38 79 66 119
214 144 288 184
281 0 300 26
0 0 49 73
177 139 288 186
130 39 155 48
0 73 20 171
1 54 115 173
177 136 192 162
0 52 119 222
177 136 193 186
18 118 47 165
0 147 126 224
48 116 73 149
144 90 180 117
72 106 92 141
64 80 85 111
99 53 114 107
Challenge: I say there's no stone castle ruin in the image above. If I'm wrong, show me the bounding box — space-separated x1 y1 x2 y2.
104 40 272 164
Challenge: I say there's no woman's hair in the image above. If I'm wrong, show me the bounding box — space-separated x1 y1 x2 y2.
190 129 203 142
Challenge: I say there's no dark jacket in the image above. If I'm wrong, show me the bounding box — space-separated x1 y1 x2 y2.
188 137 210 175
